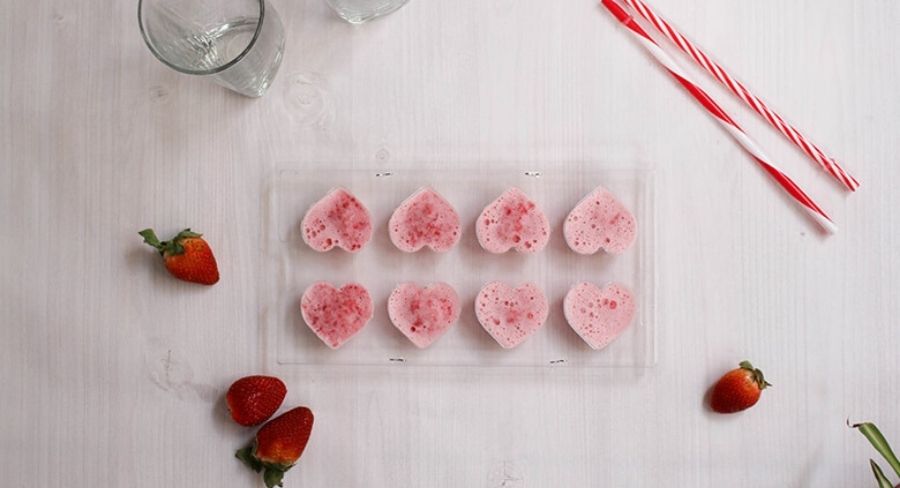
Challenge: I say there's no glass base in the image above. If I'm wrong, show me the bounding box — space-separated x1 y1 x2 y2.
326 0 410 24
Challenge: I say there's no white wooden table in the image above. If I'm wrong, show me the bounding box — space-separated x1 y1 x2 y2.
2 0 899 486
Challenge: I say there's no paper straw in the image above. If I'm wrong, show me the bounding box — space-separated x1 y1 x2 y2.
621 0 859 191
601 0 837 233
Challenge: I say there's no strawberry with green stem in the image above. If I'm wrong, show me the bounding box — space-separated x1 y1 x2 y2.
709 361 771 414
139 228 219 285
236 406 314 488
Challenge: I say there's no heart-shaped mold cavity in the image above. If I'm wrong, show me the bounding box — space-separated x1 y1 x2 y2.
388 187 461 252
475 281 549 349
563 282 635 350
476 188 550 254
300 281 373 349
388 282 460 348
564 185 636 255
301 188 373 253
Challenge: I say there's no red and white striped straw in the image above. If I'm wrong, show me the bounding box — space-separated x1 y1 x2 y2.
600 0 837 233
621 0 860 192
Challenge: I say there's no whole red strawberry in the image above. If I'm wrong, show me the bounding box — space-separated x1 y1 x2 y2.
236 406 314 488
139 228 219 285
226 376 287 427
710 361 771 414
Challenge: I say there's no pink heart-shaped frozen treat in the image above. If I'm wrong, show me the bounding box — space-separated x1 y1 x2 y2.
564 282 635 350
300 282 374 349
476 188 550 254
301 188 373 253
475 281 549 349
389 188 461 253
564 185 636 255
388 282 460 348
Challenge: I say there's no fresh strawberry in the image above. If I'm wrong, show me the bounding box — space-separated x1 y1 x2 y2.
226 376 287 427
710 361 771 414
236 406 314 488
139 228 219 285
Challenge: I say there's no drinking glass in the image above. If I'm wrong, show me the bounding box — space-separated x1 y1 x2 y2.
325 0 410 24
139 0 285 97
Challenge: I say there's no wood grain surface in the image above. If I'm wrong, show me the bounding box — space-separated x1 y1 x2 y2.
1 0 898 486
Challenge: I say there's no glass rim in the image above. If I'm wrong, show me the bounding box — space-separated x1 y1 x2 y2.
138 0 266 76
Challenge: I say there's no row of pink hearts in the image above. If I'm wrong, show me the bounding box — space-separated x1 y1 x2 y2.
301 281 636 351
301 185 637 255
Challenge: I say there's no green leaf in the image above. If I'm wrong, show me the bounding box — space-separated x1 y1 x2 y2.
168 240 185 255
263 467 285 488
138 229 163 252
854 422 900 478
869 460 894 488
738 360 772 389
235 445 263 473
161 228 201 256
174 228 202 240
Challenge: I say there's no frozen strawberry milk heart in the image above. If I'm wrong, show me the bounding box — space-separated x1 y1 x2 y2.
300 282 373 349
301 188 373 253
475 281 549 349
388 282 460 348
563 282 636 350
476 188 550 254
564 185 636 255
389 188 461 253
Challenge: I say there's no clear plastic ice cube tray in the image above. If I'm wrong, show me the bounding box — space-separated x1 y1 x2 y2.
261 164 657 369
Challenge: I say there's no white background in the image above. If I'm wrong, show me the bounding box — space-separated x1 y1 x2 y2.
1 0 899 486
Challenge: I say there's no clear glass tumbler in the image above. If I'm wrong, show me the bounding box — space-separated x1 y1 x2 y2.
139 0 285 97
325 0 410 24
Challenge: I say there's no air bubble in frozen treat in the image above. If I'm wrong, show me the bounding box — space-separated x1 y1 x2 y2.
476 187 550 254
475 281 549 349
301 188 373 253
564 185 636 255
388 187 461 253
300 282 374 349
388 282 460 348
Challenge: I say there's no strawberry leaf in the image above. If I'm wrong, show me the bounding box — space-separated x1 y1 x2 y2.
141 228 203 256
139 229 164 253
173 228 202 242
739 360 771 389
263 467 286 488
870 460 894 488
235 445 263 473
854 422 900 478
